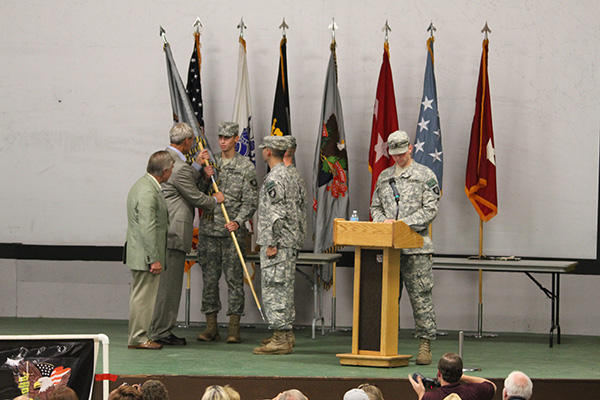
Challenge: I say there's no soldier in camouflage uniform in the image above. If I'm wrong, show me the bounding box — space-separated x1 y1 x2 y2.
370 130 440 365
259 135 307 349
197 122 258 344
253 135 298 355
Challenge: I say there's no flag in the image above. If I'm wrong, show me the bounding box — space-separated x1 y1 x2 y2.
270 37 291 137
163 35 217 171
313 40 349 265
369 43 399 198
232 36 255 164
465 39 497 221
413 37 443 190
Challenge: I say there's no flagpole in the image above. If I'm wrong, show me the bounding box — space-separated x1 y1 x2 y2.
160 26 266 322
465 22 497 340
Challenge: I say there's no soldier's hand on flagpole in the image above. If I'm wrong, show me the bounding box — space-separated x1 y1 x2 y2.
203 165 215 178
225 221 240 232
213 192 225 204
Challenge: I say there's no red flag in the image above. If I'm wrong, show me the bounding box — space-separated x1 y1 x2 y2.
465 39 497 221
369 43 399 198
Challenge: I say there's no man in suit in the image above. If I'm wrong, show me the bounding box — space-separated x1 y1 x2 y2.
148 122 225 346
125 150 174 350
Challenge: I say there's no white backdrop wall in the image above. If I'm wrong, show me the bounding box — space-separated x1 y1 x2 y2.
2 0 599 260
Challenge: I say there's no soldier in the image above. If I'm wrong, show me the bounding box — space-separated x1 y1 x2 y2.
370 130 440 365
253 135 297 355
259 135 306 349
197 122 258 343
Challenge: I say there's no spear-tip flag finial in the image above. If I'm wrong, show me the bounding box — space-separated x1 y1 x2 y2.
193 17 203 34
481 21 491 39
159 25 168 44
382 20 391 43
279 17 289 37
237 17 247 38
329 18 339 41
428 20 437 38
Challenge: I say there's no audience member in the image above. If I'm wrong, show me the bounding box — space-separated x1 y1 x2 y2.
503 371 533 400
49 386 78 400
408 352 496 400
201 385 230 400
277 389 307 400
108 385 142 400
343 388 369 400
357 383 384 400
223 385 240 400
140 380 169 400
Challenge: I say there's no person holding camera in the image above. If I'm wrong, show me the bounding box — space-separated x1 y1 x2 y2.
408 353 496 400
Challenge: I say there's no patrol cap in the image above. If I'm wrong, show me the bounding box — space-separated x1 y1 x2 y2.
218 121 239 137
259 135 288 151
285 135 297 149
387 130 410 155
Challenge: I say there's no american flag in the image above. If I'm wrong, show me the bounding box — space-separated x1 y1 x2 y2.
413 36 443 191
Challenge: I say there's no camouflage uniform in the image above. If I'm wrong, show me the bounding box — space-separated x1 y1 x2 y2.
370 161 440 340
286 164 307 249
198 152 258 316
257 162 298 331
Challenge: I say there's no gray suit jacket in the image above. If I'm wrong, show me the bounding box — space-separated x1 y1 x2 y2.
125 173 169 271
162 147 216 253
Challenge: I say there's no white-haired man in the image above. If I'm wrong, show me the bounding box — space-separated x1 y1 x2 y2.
503 371 533 400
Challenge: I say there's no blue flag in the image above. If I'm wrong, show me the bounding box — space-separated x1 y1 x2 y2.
413 37 443 190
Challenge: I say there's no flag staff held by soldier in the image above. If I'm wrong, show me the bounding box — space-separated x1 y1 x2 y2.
160 25 266 321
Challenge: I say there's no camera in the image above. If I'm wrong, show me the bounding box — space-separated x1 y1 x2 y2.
412 372 441 390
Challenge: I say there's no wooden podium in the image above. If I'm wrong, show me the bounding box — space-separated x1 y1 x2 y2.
333 218 423 367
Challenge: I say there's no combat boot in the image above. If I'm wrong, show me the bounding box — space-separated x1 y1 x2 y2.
416 338 432 365
226 314 242 343
261 329 296 347
197 313 220 341
253 330 292 355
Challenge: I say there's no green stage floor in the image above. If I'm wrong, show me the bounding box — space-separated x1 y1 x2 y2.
1 317 599 380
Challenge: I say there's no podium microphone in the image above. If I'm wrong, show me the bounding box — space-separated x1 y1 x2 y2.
389 178 400 203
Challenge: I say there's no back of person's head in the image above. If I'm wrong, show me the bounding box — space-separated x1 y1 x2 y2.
169 122 194 144
108 385 142 400
357 384 384 400
147 150 174 176
503 371 533 400
49 386 78 400
140 380 169 400
343 388 369 400
223 385 240 400
279 389 307 400
201 385 230 400
438 353 463 383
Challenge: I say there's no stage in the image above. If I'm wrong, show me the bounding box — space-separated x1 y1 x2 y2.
1 317 598 399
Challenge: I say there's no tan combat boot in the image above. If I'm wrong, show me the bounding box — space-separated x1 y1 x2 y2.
197 312 220 341
226 314 242 343
260 329 295 347
416 338 432 365
253 330 292 355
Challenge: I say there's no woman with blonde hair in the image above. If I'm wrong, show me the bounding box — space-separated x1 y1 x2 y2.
200 385 230 400
357 383 384 400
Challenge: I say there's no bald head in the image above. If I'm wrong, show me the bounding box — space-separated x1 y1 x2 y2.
503 371 532 400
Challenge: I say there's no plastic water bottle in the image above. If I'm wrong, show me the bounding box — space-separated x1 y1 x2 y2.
350 210 359 221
